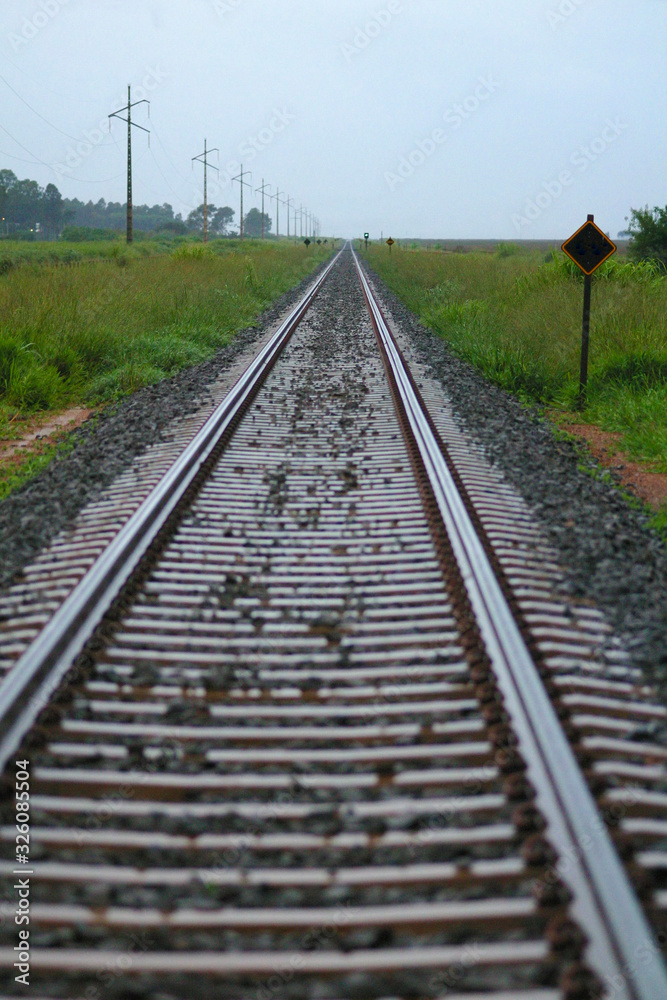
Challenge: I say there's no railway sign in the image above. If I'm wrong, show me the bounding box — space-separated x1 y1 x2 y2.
304 238 311 247
563 215 616 410
386 237 395 254
562 219 616 275
317 239 321 244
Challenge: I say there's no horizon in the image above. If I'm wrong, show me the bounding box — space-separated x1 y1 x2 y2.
0 0 664 241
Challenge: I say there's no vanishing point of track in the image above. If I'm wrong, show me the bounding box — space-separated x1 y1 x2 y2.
0 246 666 999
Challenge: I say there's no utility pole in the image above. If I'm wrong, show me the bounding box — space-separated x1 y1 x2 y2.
192 139 219 243
299 204 303 238
232 165 252 238
284 196 293 240
109 85 150 244
273 188 282 238
255 179 271 239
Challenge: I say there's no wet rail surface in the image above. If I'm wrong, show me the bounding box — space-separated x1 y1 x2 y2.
0 248 666 999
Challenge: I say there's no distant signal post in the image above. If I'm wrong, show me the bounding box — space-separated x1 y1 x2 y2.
562 215 616 410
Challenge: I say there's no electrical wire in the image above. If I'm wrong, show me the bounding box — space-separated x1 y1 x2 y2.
0 75 82 141
150 121 191 183
149 148 192 208
0 148 42 167
2 55 102 104
0 121 54 168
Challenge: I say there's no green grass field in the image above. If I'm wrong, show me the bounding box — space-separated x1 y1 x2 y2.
0 240 330 427
365 244 667 474
0 236 167 272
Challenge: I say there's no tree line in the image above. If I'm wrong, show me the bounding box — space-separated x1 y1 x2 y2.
0 169 272 240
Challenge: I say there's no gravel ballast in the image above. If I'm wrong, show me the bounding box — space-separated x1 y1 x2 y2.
0 258 332 593
364 260 667 698
1 249 665 700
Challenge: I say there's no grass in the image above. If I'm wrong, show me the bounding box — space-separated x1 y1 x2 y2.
0 240 330 441
0 237 170 272
0 429 80 500
365 244 667 473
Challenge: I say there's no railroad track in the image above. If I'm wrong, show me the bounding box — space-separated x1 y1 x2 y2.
0 245 665 999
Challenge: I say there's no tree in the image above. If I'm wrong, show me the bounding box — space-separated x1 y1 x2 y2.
187 203 235 235
7 177 42 230
63 196 178 232
243 207 272 238
0 168 185 238
42 183 70 238
0 170 17 223
212 205 234 235
157 218 188 235
625 205 667 269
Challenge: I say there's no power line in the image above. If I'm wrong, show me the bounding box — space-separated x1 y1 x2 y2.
151 121 191 183
149 148 190 206
0 120 54 168
0 75 81 141
2 55 104 104
0 147 41 166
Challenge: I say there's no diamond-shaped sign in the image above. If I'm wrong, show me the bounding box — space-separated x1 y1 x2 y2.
562 220 616 275
304 238 311 247
386 237 395 246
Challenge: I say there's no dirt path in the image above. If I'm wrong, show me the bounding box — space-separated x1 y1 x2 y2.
559 419 667 511
0 408 94 475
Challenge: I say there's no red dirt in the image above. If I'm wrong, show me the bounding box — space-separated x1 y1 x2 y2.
560 420 667 511
0 408 94 473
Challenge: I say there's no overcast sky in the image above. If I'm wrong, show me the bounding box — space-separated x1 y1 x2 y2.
1 0 665 239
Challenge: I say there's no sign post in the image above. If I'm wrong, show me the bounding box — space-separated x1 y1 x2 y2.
386 237 395 254
562 215 616 410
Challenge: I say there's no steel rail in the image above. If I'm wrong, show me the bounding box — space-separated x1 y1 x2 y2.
0 250 342 775
353 248 667 1000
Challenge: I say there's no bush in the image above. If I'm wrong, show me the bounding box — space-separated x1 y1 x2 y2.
590 349 667 391
61 226 120 242
625 205 667 270
496 242 520 258
170 243 214 261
